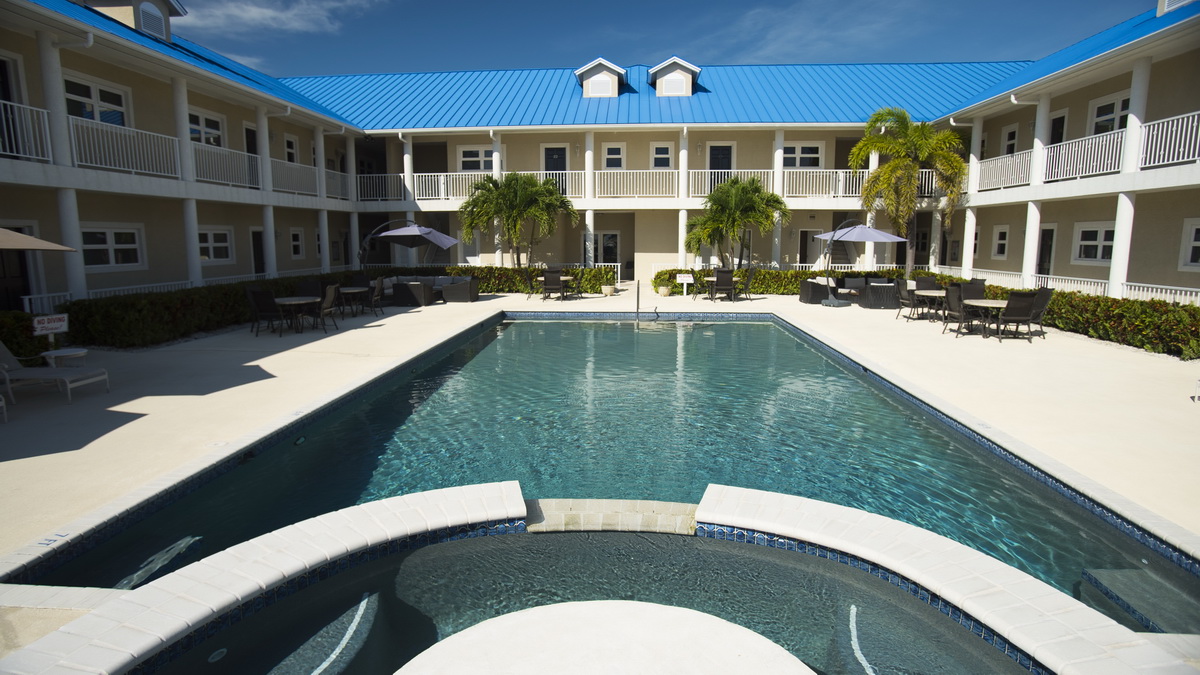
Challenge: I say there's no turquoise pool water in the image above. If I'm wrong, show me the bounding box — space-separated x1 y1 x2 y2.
35 320 1198 627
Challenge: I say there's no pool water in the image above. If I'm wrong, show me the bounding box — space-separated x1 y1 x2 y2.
36 320 1199 627
158 532 1027 675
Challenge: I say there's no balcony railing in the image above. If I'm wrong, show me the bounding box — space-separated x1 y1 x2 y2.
595 169 676 197
193 144 260 189
0 100 51 162
977 150 1032 190
271 159 318 195
782 169 865 197
70 117 179 178
1141 110 1200 168
689 169 773 197
517 170 585 198
325 169 350 199
1045 129 1125 182
414 172 479 200
358 174 406 201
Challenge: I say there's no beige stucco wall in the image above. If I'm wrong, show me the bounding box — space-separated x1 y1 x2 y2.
632 210 677 281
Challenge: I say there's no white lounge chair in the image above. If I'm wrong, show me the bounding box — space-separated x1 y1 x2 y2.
0 341 109 404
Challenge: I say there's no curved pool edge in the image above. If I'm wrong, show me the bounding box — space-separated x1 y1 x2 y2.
1 482 1188 675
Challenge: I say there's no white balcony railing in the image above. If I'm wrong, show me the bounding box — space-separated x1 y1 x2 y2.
782 169 866 197
88 280 194 299
516 170 585 198
193 144 260 189
977 151 1032 190
972 268 1025 288
69 117 179 178
1124 282 1200 305
1031 274 1108 296
1044 129 1125 182
325 169 350 199
414 172 480 200
595 169 676 197
1141 110 1200 168
271 159 318 195
358 174 406 201
689 169 773 197
0 100 51 162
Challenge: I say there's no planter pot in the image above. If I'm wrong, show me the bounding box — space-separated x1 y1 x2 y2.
657 286 672 297
601 285 616 296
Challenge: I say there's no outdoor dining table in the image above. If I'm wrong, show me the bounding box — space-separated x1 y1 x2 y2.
274 296 321 335
701 276 743 301
338 286 370 318
963 298 1009 338
914 289 946 319
536 276 575 300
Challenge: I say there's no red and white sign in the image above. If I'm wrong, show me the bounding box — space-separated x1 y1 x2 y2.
33 314 69 336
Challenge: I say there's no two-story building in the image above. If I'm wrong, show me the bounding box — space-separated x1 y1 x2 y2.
1 0 1197 313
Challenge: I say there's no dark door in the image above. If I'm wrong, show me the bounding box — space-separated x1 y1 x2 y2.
709 145 732 191
1 57 20 159
1037 229 1054 276
544 146 567 194
251 230 265 275
0 229 32 312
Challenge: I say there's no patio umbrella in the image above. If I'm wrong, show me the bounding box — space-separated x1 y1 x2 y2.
812 220 906 306
0 228 75 251
373 224 458 250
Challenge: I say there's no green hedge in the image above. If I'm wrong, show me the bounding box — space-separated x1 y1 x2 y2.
0 311 53 359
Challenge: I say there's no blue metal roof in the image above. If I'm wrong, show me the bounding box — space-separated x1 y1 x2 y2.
953 4 1200 111
20 0 354 125
282 61 1032 131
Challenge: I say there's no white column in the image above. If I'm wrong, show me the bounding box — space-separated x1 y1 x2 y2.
172 77 195 182
584 210 595 267
678 128 688 198
490 132 501 180
345 135 358 201
317 210 330 272
37 31 72 167
929 210 942 272
1021 201 1041 288
961 207 977 279
1122 57 1152 174
772 130 784 267
57 188 87 298
864 151 879 269
584 131 595 200
1029 93 1050 186
678 209 688 268
182 198 201 285
491 132 503 265
261 206 278 277
1108 192 1136 298
256 106 273 193
402 136 415 201
349 212 361 270
968 118 983 195
314 126 327 200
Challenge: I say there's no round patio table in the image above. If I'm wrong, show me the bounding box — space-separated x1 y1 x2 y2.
963 298 1008 338
274 296 320 335
338 287 370 317
914 289 946 320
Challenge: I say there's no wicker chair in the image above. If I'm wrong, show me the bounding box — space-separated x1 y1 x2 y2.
1030 287 1054 338
306 284 340 333
997 291 1039 342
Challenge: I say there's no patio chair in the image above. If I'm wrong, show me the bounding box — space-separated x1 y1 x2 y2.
959 281 985 301
895 280 920 320
996 291 1039 342
246 287 283 337
735 268 757 301
942 284 981 337
1030 287 1054 338
306 284 340 333
713 269 736 301
1 340 109 404
542 269 567 301
363 277 385 317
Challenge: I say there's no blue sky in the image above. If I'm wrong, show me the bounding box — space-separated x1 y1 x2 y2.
172 0 1151 78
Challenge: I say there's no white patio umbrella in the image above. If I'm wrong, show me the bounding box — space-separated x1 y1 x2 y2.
0 228 75 251
812 220 906 306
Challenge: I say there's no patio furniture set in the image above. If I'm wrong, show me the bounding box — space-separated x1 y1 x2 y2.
899 279 1053 342
689 269 756 302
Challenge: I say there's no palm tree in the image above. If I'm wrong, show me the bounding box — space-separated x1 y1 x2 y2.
848 107 966 278
684 176 789 269
458 172 579 268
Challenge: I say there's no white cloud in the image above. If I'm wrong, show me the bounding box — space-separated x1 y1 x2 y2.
174 0 381 36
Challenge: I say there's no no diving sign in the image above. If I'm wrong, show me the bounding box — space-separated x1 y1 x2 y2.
33 314 69 336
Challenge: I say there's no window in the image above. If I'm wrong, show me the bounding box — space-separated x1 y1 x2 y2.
973 230 978 256
1090 92 1130 135
458 145 495 172
590 76 613 97
138 2 166 39
659 71 686 96
284 134 299 163
188 110 223 147
1181 219 1200 272
82 226 144 270
290 228 304 259
783 143 823 168
1049 110 1068 146
950 240 961 263
198 229 233 263
992 225 1009 260
602 143 625 170
1073 222 1115 264
649 143 673 169
915 230 929 256
64 75 128 126
1002 124 1018 155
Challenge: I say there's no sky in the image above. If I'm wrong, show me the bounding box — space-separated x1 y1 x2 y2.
171 0 1153 78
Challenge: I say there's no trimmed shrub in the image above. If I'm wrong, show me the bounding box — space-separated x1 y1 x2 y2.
0 311 53 358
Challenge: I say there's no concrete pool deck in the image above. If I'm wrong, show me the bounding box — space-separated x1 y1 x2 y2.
1 283 1198 661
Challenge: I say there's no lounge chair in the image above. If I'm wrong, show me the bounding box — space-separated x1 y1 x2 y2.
1 340 109 404
997 291 1039 342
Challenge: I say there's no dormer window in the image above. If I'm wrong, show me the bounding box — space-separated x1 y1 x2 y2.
139 2 166 38
574 58 626 99
648 57 701 97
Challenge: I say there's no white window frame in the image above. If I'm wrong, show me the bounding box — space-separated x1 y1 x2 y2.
601 142 626 170
1088 90 1130 136
992 224 1010 260
1180 218 1200 272
198 227 234 265
457 145 501 172
783 141 824 169
586 230 622 265
81 223 147 272
649 142 674 170
289 227 305 260
1072 221 1115 266
539 143 570 172
284 133 299 163
188 107 225 147
63 70 131 127
1001 124 1018 156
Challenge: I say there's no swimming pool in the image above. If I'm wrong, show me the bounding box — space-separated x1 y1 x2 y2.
32 320 1200 629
